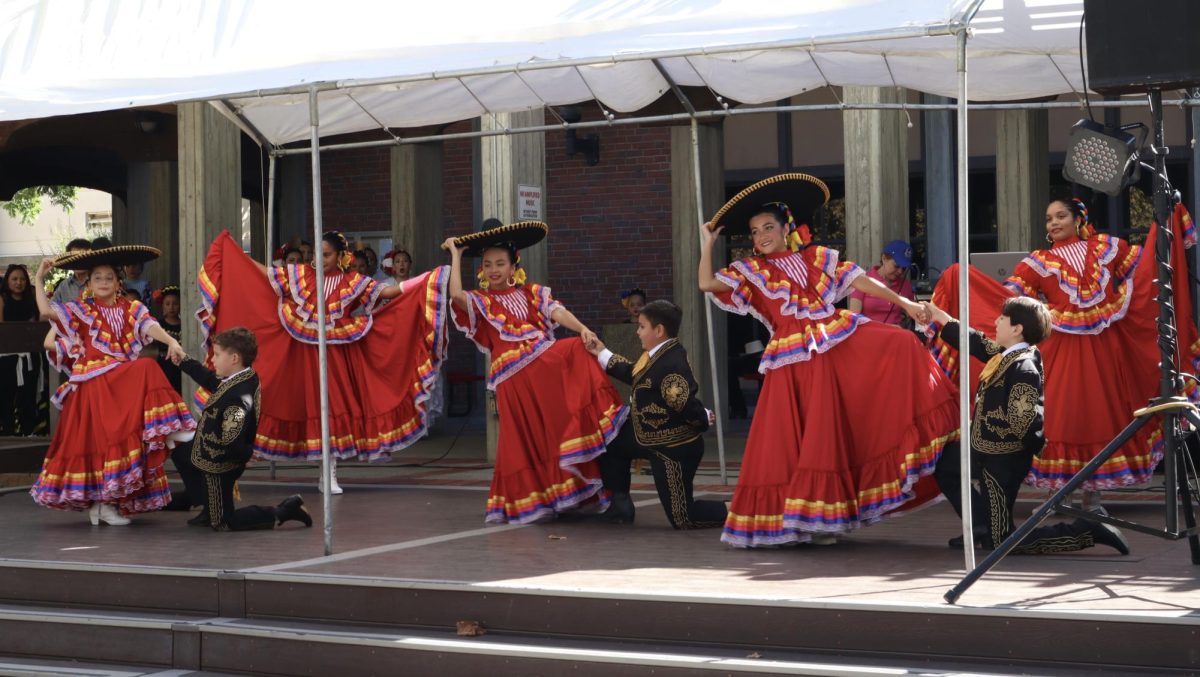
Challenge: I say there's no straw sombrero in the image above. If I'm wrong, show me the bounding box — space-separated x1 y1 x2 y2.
709 173 831 234
54 245 161 271
452 221 549 257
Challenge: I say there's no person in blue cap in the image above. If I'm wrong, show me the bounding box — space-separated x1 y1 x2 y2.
848 239 915 325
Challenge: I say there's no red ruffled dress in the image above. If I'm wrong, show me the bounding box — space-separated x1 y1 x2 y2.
31 297 196 513
711 247 960 547
928 209 1200 490
197 231 449 462
451 284 629 524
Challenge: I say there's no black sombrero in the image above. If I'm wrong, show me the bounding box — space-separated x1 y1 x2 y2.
709 173 831 234
453 221 549 257
54 245 161 271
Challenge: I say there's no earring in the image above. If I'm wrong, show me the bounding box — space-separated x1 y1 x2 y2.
506 274 517 287
1046 233 1054 244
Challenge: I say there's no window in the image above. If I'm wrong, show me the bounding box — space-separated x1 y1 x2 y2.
85 211 112 234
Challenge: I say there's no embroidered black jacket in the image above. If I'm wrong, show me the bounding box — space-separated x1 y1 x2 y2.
940 321 1044 456
606 338 709 447
180 359 261 473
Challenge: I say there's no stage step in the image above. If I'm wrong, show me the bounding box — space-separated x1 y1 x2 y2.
1 562 1197 675
1 602 1186 677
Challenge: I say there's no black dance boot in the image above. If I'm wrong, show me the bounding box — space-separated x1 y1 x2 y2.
1082 519 1129 555
163 494 192 511
601 493 636 524
187 510 212 527
275 495 313 527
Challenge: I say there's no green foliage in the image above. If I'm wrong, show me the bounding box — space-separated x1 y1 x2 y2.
3 186 79 225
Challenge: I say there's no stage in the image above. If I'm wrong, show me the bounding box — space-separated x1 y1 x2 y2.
0 434 1198 676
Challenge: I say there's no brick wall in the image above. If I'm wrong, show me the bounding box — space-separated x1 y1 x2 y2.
305 146 391 232
543 110 674 328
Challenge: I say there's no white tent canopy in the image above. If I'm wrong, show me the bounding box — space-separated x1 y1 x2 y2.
0 0 1087 145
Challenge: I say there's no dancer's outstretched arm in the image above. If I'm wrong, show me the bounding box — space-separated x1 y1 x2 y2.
442 238 470 310
698 222 732 293
377 282 405 300
32 258 56 321
850 274 929 323
549 305 597 348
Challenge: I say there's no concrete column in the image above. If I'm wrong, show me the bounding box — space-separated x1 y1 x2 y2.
995 110 1049 253
177 102 241 401
478 110 546 462
671 123 728 411
121 161 179 286
922 94 956 278
1103 101 1127 234
842 86 910 268
391 143 444 274
276 155 310 248
479 110 547 283
110 196 129 243
248 200 266 264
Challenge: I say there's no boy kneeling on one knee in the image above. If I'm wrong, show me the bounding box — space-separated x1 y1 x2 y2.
926 297 1127 555
586 300 727 529
171 327 311 531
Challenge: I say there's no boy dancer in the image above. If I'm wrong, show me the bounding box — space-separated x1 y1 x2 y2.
172 327 311 531
926 298 1127 554
586 300 727 529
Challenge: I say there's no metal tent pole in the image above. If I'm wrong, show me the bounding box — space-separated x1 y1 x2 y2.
954 26 975 574
308 87 335 556
265 153 279 482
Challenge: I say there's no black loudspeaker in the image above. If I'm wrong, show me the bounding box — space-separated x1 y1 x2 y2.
1084 0 1200 94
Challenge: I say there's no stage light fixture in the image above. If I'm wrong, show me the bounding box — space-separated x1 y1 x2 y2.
1061 118 1142 196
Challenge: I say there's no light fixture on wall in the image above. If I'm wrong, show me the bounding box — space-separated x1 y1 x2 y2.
559 106 600 166
135 111 163 134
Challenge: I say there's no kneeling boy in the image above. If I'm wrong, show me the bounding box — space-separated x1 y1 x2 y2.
587 300 727 529
927 297 1127 554
173 327 311 531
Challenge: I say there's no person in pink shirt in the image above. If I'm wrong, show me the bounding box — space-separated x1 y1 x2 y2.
848 239 915 325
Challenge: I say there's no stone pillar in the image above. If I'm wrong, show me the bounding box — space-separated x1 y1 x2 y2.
922 94 956 279
391 143 444 273
276 155 310 248
177 102 241 400
842 87 910 267
478 110 546 462
248 200 266 264
671 123 728 412
110 196 129 243
479 110 547 282
995 110 1049 253
121 161 180 286
1103 101 1128 234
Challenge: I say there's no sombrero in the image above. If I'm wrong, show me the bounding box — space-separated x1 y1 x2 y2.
452 221 549 257
54 245 161 271
709 173 831 234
